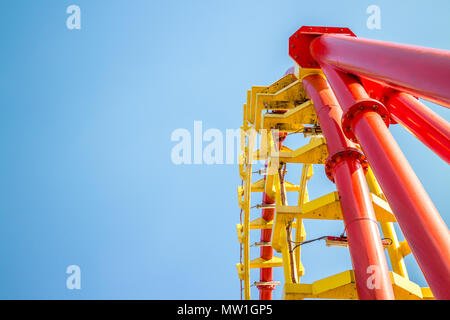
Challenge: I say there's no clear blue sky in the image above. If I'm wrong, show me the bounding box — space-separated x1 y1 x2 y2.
0 0 448 299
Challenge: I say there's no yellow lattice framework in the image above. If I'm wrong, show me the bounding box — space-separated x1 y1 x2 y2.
236 70 434 300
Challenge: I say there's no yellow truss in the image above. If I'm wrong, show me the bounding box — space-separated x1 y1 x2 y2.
236 73 431 300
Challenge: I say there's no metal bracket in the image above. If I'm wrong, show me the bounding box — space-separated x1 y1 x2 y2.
289 26 356 68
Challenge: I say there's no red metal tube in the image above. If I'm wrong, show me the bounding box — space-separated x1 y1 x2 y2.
302 74 394 300
258 191 276 300
258 131 286 300
310 34 450 108
387 92 450 164
319 65 450 299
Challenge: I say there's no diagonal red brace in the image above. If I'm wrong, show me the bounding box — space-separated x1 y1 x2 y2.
302 73 394 300
320 64 450 300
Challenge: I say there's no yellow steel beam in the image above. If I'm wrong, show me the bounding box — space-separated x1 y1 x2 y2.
254 77 307 130
284 271 357 300
238 73 426 301
272 192 396 253
249 256 283 269
284 270 434 300
399 240 412 257
250 218 273 230
294 164 312 281
279 138 328 164
262 100 316 132
236 224 243 244
366 168 409 278
242 130 256 300
263 74 298 94
275 192 397 222
280 226 298 284
250 178 300 192
248 86 267 125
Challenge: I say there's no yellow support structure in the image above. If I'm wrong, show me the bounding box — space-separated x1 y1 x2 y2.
236 72 431 300
279 138 328 164
284 271 433 300
242 128 256 300
263 100 316 132
366 168 409 279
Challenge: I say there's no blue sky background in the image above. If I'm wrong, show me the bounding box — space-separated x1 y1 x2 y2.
0 0 448 299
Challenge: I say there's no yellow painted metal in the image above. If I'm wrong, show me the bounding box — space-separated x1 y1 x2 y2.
254 79 307 130
294 164 311 280
248 86 267 125
242 129 256 300
264 131 279 201
295 65 326 81
284 270 434 300
279 138 328 164
366 168 409 278
237 72 425 300
250 218 273 230
236 263 244 281
284 271 358 300
280 226 298 284
274 192 396 224
399 240 412 257
251 178 300 193
263 100 316 132
249 256 283 269
236 224 243 244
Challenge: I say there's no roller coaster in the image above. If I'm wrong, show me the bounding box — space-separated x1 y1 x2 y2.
236 26 450 300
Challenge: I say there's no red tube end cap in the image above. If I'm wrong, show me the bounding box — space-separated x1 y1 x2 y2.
289 26 356 68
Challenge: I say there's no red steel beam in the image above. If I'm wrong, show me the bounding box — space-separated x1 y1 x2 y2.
302 73 394 300
309 34 450 108
387 93 450 164
361 79 450 163
318 64 450 299
257 132 287 300
258 191 276 300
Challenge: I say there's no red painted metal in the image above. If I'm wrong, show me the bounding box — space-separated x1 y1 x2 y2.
289 26 355 69
309 33 450 108
257 132 287 300
387 92 450 164
302 74 394 300
319 65 450 299
258 191 276 300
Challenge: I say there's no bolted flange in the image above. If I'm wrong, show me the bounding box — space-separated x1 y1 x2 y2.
341 99 390 142
324 148 369 183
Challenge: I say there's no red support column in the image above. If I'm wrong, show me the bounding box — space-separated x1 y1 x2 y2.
302 74 394 300
361 79 450 163
387 92 450 164
318 65 450 299
309 33 450 107
257 132 287 300
258 191 276 300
